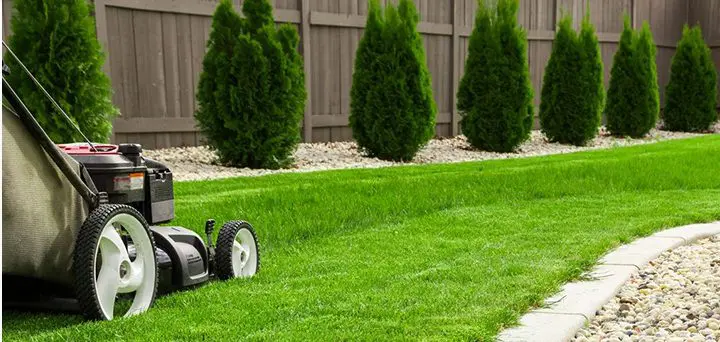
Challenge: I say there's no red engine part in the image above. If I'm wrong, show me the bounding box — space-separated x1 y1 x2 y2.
57 143 119 155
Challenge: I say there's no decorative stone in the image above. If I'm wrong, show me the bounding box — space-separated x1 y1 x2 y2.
573 235 720 342
142 129 712 181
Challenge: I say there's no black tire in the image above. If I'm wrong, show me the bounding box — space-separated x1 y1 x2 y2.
215 221 260 280
73 204 158 321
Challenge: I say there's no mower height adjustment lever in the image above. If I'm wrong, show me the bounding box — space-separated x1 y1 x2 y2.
205 219 216 248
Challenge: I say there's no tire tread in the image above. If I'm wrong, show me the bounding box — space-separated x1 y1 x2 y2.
72 204 158 321
215 221 260 280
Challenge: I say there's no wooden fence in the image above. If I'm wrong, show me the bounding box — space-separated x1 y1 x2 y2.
3 0 720 149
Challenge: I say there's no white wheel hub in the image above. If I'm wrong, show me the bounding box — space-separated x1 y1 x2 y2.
231 229 258 277
93 213 155 320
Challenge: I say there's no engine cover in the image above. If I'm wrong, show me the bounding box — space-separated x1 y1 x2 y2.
57 142 175 224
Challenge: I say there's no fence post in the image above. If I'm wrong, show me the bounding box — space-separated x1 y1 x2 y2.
300 0 313 142
94 0 110 77
451 0 460 136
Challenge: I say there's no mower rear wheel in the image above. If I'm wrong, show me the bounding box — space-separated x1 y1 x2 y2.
216 221 260 280
73 204 158 321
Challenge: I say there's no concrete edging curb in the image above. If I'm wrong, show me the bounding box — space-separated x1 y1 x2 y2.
497 221 720 342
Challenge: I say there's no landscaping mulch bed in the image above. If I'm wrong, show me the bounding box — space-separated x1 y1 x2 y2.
574 235 720 342
144 127 718 181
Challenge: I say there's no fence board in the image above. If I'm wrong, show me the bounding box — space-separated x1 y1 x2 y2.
116 8 140 122
3 0 12 41
300 0 313 140
105 7 124 122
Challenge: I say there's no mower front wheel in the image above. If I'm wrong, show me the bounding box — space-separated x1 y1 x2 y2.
215 221 260 280
73 204 158 321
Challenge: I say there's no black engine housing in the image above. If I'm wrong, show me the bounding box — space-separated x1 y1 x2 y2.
61 143 175 224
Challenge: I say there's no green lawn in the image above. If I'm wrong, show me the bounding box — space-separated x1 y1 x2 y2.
4 135 720 341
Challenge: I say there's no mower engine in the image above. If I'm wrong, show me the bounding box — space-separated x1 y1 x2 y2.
58 143 174 224
58 143 214 293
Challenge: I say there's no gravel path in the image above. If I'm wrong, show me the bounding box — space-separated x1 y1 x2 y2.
144 127 717 181
574 235 720 342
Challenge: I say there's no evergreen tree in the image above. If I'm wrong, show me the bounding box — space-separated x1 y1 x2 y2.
456 0 534 153
539 11 604 146
636 22 660 133
349 0 384 154
195 0 244 162
578 11 605 141
195 0 306 169
663 25 718 132
606 18 659 138
349 0 437 161
4 0 118 143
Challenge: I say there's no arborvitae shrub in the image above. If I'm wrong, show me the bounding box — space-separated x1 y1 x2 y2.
663 25 718 132
606 18 660 138
457 0 534 152
4 0 118 143
195 0 306 169
637 22 660 132
195 0 243 164
539 12 604 146
579 13 606 140
349 0 436 162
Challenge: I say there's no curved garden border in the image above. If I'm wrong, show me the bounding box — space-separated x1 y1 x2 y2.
497 221 720 342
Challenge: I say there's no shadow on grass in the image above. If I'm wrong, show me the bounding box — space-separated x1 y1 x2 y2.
2 309 85 338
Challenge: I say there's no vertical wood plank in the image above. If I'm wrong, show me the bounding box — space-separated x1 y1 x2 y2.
420 0 428 22
176 14 195 119
313 127 331 142
320 1 330 121
105 7 121 143
310 28 323 133
3 0 14 41
160 12 180 148
451 0 460 135
358 0 368 15
301 0 313 141
339 0 352 119
328 0 340 120
190 16 208 113
134 11 167 123
94 0 111 76
465 0 473 27
106 7 124 116
162 13 180 119
117 9 139 122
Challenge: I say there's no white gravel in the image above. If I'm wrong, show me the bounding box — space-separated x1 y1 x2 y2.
143 127 717 182
574 235 720 342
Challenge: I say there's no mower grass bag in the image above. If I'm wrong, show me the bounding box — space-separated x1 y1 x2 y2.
2 104 89 289
2 102 159 320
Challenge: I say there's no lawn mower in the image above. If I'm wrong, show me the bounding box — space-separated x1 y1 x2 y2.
2 41 260 321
